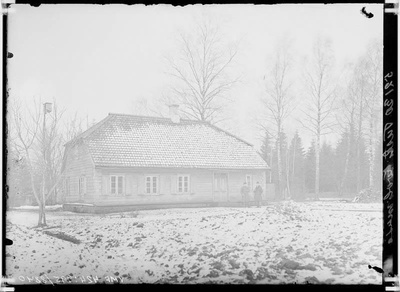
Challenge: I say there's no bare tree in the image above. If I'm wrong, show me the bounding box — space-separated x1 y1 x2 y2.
261 40 294 199
41 102 66 205
131 96 167 118
299 37 337 199
167 20 239 124
10 99 44 225
63 112 85 143
341 41 382 193
363 41 383 190
336 66 359 195
343 58 369 193
9 98 65 226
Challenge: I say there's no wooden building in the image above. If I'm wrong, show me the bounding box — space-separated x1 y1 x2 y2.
61 111 271 212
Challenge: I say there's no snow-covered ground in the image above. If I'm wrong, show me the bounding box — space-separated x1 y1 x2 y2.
5 201 382 285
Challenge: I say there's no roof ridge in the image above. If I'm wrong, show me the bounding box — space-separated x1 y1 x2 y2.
64 114 112 146
107 112 206 123
108 113 253 146
64 113 254 150
207 123 254 147
63 113 269 169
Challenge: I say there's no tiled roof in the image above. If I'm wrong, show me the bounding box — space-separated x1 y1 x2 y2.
69 113 269 170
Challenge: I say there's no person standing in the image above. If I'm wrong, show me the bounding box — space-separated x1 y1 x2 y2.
240 182 250 207
254 182 263 207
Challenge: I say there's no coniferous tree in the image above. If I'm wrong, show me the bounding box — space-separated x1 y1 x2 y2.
300 37 337 199
262 39 294 199
277 131 289 199
304 141 316 195
268 131 289 199
320 142 336 192
335 128 359 195
358 137 370 191
260 131 273 183
288 131 305 199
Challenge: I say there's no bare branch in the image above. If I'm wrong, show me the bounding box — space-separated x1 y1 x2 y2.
165 20 239 124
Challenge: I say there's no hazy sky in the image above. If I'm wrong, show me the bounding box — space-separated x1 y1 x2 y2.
7 4 383 150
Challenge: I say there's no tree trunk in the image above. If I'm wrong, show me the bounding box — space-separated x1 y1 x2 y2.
38 203 42 226
24 148 45 227
356 94 364 193
315 132 320 200
339 125 353 196
340 142 350 195
269 147 273 183
40 173 47 227
291 136 296 198
368 117 375 190
277 141 282 199
43 207 47 225
286 147 291 199
339 151 350 196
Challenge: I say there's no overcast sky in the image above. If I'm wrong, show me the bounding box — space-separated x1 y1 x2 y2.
7 4 383 150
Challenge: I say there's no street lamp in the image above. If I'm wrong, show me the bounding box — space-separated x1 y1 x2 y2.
44 102 52 114
42 102 52 222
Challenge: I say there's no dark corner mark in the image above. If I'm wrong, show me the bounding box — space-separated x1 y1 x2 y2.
368 265 384 274
3 9 8 279
30 2 41 7
383 1 398 280
361 7 374 18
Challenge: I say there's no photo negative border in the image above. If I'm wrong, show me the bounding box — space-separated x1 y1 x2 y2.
383 0 398 290
1 1 397 291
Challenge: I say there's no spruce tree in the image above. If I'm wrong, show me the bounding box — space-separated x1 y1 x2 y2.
288 131 306 199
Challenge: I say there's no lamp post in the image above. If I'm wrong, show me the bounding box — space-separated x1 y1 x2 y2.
41 102 52 225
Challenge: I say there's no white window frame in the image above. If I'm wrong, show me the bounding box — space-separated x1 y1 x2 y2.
246 174 252 189
214 173 227 192
145 175 159 195
110 175 124 195
79 176 86 196
177 174 190 194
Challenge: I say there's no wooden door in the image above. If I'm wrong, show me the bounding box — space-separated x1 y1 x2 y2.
213 173 228 202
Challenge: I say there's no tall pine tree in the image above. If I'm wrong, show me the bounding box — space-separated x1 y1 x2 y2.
304 141 316 195
260 131 273 183
320 142 336 193
288 131 305 199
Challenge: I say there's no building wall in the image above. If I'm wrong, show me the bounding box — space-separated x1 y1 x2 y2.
87 168 214 205
62 142 270 206
62 140 96 203
72 168 268 205
227 171 267 202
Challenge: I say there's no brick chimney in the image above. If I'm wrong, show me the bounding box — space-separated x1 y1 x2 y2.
169 104 180 123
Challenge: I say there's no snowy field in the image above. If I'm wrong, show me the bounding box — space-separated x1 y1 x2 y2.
5 201 382 285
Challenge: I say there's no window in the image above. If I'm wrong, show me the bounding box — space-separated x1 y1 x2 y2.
246 174 252 189
79 176 86 196
146 176 158 194
177 175 190 193
110 175 124 195
214 173 227 192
